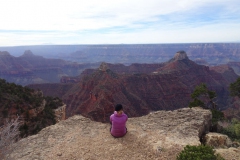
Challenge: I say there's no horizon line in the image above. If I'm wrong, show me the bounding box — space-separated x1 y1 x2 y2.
1 42 240 47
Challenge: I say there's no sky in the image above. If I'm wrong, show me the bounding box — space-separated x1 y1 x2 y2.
0 0 240 46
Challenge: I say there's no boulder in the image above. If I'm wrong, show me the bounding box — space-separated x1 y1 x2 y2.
204 132 232 148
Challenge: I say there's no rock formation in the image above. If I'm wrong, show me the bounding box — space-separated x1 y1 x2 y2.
5 107 240 160
204 132 240 159
204 132 233 148
2 43 240 85
54 105 66 122
0 51 99 86
0 79 66 138
5 107 211 160
210 65 240 119
210 64 239 82
170 50 189 61
29 51 238 122
228 62 240 75
1 43 240 65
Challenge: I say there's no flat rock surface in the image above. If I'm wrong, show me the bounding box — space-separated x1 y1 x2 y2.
215 147 240 160
5 107 236 160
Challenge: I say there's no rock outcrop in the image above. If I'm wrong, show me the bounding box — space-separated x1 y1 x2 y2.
204 132 233 148
6 107 214 160
228 62 240 75
54 105 66 122
28 102 66 122
215 147 240 160
203 132 240 160
170 50 189 61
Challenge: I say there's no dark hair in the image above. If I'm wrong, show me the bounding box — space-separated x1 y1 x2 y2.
115 104 123 111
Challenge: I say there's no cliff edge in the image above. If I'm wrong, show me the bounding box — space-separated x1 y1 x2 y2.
5 108 239 160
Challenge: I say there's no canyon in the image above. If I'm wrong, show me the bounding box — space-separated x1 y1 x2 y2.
1 45 240 159
0 50 99 86
1 44 240 122
1 43 240 87
29 51 239 122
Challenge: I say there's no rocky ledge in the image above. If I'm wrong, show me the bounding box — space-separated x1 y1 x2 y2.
4 107 239 160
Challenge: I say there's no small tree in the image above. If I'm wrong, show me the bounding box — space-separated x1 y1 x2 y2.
189 83 216 109
189 83 224 127
230 77 240 97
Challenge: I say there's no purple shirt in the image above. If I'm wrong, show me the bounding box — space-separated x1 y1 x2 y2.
110 111 128 137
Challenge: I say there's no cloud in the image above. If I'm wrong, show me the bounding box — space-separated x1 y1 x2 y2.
0 0 239 45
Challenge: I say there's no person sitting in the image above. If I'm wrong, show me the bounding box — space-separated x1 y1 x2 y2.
110 104 128 138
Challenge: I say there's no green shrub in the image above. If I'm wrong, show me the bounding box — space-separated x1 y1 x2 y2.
189 98 204 108
221 118 240 141
177 145 225 160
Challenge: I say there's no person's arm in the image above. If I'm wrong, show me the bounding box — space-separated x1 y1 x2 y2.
110 115 113 124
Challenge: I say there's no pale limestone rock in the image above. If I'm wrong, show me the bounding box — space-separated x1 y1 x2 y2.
5 108 215 160
204 132 232 148
215 147 240 160
54 104 66 122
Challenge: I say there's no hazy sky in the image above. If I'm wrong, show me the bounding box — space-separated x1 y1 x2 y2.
0 0 240 46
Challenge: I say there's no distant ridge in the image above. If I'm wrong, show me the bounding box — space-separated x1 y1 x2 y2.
0 50 100 86
0 51 11 56
0 43 240 65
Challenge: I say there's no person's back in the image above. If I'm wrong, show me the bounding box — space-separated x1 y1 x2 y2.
110 104 128 138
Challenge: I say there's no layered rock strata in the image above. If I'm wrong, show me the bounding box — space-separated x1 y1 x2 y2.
0 51 99 86
29 51 239 122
